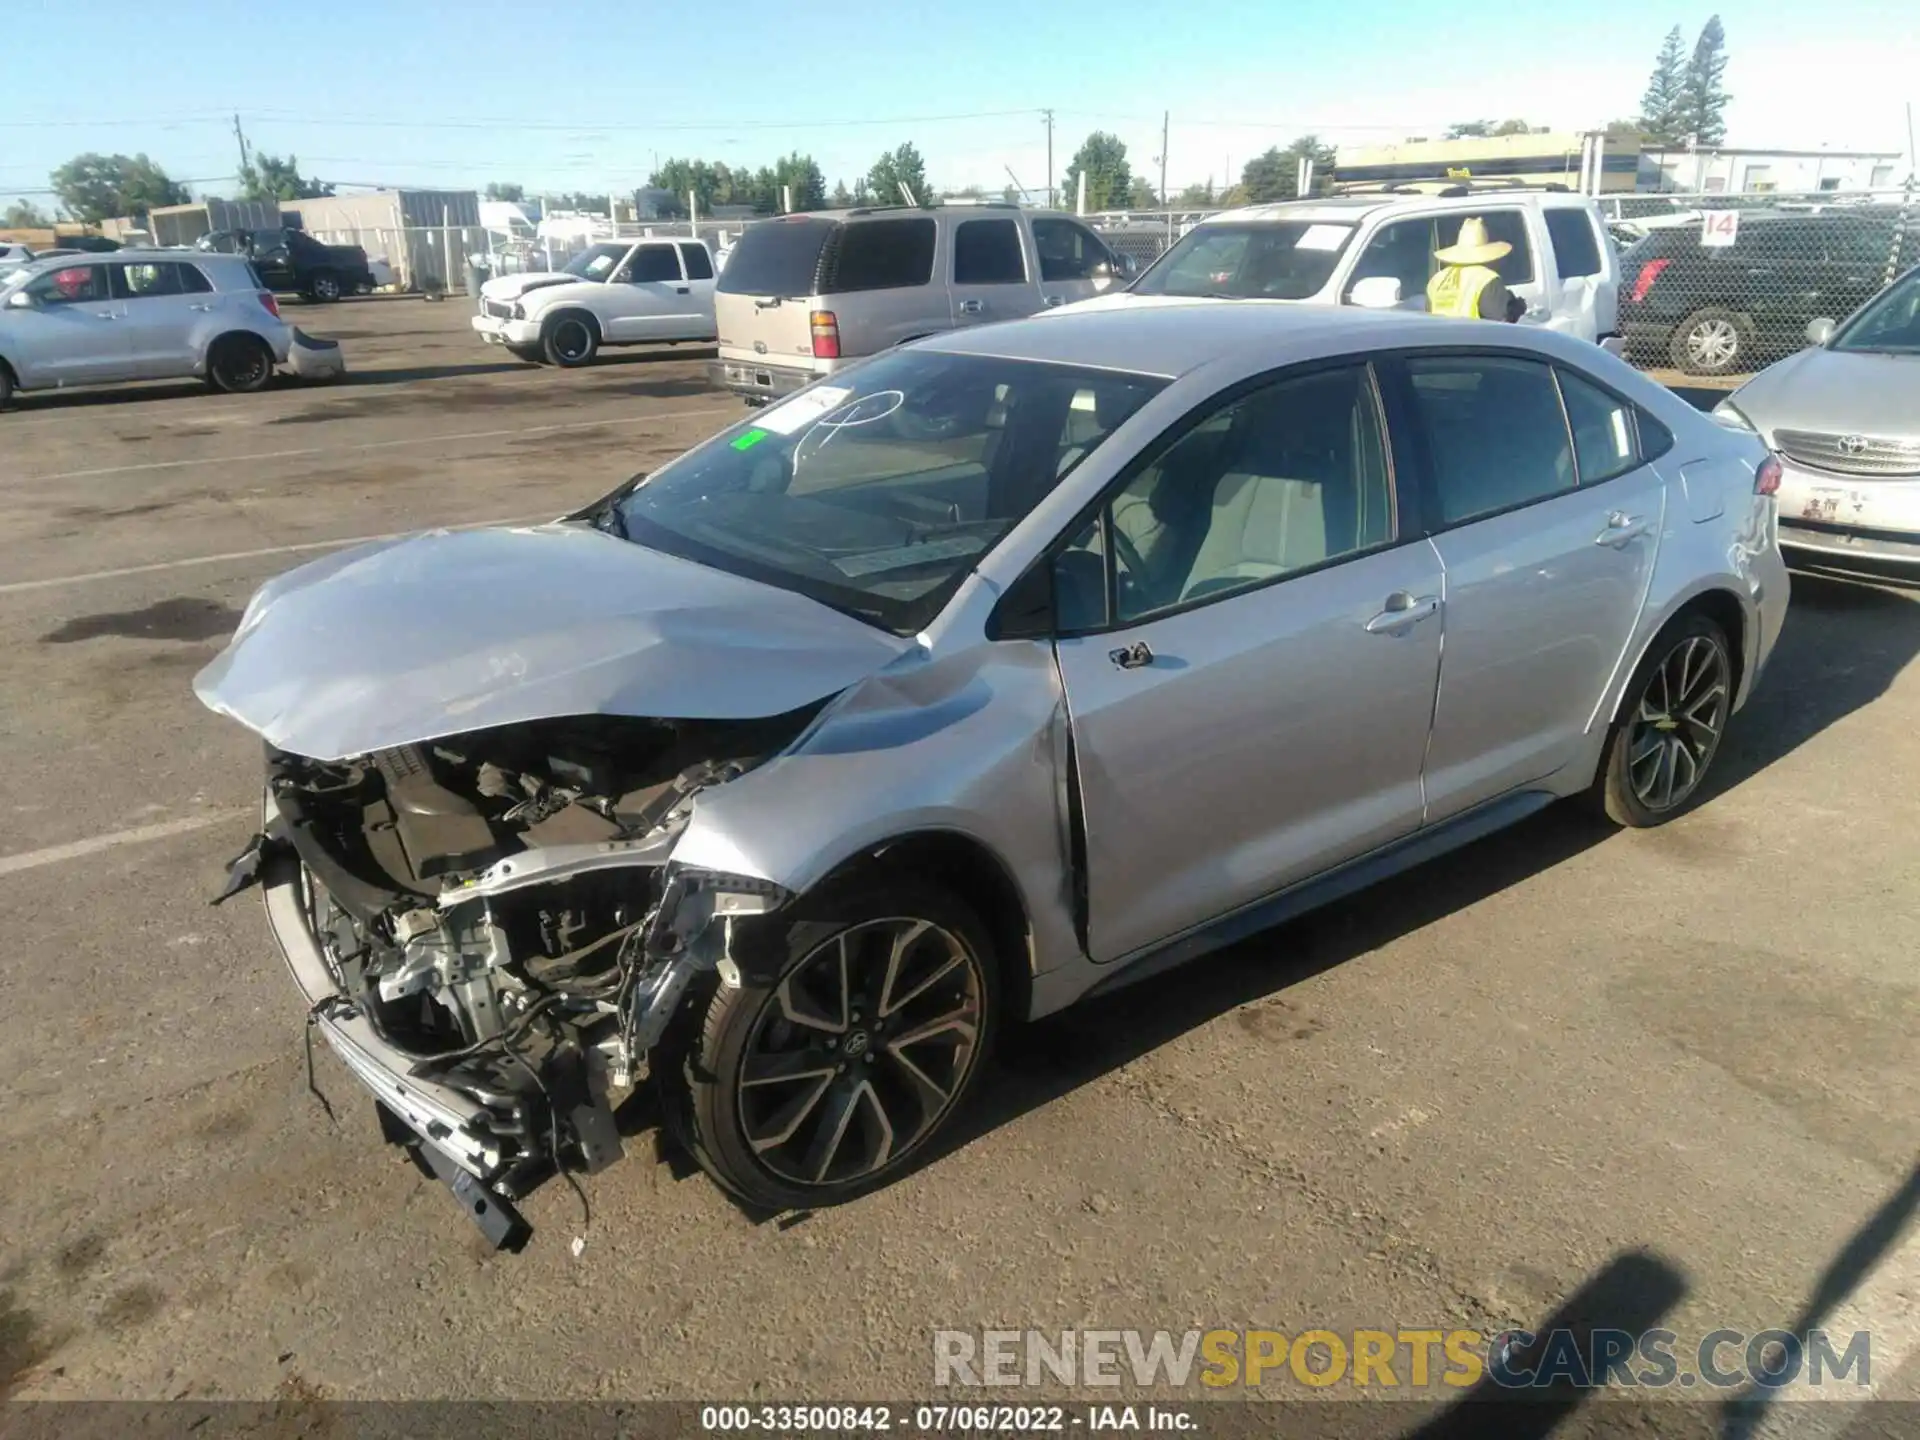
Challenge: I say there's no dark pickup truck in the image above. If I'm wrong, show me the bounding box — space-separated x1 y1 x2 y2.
197 227 375 302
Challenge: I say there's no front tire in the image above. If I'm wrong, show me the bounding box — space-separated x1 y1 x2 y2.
541 311 599 367
663 878 1000 1211
206 334 275 394
306 271 343 303
1593 614 1733 826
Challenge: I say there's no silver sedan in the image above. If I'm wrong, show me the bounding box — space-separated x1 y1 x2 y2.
1714 264 1920 576
195 302 1788 1239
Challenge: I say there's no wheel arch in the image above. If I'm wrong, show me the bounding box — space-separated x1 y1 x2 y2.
1606 584 1749 730
539 304 602 341
805 828 1036 1022
0 351 18 390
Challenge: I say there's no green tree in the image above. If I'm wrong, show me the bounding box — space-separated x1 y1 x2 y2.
830 179 854 207
1126 176 1160 210
866 143 929 206
771 152 827 211
239 152 333 202
3 200 50 228
1173 179 1217 208
1238 135 1337 203
647 159 740 216
1637 25 1689 146
1679 14 1731 148
50 152 189 222
1061 131 1132 212
484 181 526 202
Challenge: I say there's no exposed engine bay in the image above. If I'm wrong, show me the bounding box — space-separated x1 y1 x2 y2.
252 708 816 1229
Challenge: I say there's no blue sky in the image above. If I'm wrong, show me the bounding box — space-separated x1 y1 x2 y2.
1 0 1913 211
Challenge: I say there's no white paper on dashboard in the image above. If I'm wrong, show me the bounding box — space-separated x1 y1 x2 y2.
754 386 855 435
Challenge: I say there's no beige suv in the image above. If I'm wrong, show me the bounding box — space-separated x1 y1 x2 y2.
709 203 1135 403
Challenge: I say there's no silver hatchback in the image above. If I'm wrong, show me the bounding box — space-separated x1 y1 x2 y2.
196 303 1787 1239
0 249 295 404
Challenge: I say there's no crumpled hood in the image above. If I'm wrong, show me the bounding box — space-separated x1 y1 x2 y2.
479 272 586 302
193 524 911 761
1732 347 1920 441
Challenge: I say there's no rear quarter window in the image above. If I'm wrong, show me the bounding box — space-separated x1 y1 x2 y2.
822 217 938 293
716 217 837 296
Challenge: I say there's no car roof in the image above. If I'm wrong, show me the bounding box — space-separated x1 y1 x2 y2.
14 246 240 270
1206 191 1594 226
916 299 1590 379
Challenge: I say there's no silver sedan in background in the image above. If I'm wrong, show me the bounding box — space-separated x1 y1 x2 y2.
195 303 1787 1240
1716 264 1920 576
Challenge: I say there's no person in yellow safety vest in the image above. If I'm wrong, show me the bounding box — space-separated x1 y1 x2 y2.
1426 216 1520 321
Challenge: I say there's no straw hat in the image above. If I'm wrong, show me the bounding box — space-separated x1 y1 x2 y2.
1433 216 1513 266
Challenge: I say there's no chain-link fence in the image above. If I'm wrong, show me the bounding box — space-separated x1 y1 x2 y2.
1604 188 1918 376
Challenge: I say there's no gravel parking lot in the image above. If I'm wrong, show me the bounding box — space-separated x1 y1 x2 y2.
2 298 1917 1427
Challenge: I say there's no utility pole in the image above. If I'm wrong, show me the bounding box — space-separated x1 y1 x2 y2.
1160 110 1170 240
232 112 250 180
1044 109 1059 208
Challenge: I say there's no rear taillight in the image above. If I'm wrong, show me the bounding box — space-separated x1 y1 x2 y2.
257 291 280 318
1628 258 1669 304
1755 453 1782 496
810 309 840 359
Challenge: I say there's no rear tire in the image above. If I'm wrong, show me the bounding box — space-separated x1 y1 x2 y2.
1669 307 1753 375
206 334 275 394
541 311 599 367
1591 613 1733 827
660 877 1000 1212
0 364 13 409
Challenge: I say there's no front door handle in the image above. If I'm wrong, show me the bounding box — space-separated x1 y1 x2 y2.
675 285 689 294
1043 294 1065 308
91 310 121 320
957 299 984 315
187 302 216 312
1364 593 1439 634
1595 511 1652 547
1108 640 1154 670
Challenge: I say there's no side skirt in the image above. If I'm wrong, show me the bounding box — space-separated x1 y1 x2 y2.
1080 789 1558 1003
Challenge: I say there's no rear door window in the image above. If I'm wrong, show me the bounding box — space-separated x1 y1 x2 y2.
822 218 937 292
1544 208 1603 279
111 262 188 299
953 218 1027 285
1554 368 1640 484
1405 355 1576 525
678 242 715 280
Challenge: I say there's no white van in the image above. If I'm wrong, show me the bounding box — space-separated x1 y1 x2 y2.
1069 190 1621 346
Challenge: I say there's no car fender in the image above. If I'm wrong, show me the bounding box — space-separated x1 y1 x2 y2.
519 281 605 323
668 635 1085 982
1590 555 1770 736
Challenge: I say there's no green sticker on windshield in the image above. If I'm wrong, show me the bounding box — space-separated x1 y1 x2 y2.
731 428 770 451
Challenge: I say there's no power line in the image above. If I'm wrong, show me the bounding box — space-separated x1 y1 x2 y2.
227 106 1044 134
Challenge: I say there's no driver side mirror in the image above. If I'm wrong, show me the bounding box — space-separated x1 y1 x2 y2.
6 289 36 309
1805 316 1836 347
1114 251 1139 279
1348 275 1403 309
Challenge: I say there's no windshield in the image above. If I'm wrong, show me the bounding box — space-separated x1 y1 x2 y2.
563 243 628 280
1832 270 1920 355
1129 220 1356 300
607 350 1166 634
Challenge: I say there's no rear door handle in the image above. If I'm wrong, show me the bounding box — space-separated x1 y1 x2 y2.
675 286 689 294
187 302 216 312
1595 511 1652 547
1364 593 1439 634
957 299 984 315
1043 294 1065 308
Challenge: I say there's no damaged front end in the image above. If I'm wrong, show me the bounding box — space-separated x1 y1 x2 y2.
239 709 813 1246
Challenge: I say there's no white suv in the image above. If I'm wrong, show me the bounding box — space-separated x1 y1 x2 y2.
472 237 718 367
0 249 296 405
1074 190 1622 345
